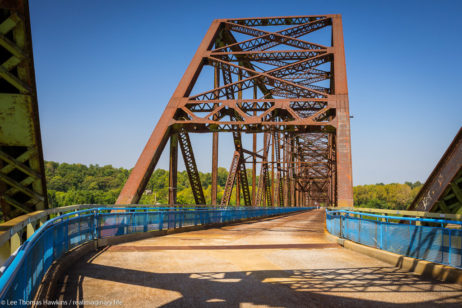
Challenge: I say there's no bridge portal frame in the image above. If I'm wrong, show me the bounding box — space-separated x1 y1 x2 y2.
116 15 353 207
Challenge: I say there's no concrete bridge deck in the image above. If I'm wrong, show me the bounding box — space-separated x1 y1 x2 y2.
56 210 462 307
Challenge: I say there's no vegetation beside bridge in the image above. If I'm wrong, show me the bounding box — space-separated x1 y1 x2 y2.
45 161 422 209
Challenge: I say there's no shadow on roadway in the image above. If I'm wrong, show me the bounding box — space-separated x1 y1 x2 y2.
53 248 462 308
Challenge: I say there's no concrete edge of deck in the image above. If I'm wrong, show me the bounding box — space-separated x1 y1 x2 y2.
32 210 311 307
324 231 462 285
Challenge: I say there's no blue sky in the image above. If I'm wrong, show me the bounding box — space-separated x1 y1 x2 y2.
29 0 462 185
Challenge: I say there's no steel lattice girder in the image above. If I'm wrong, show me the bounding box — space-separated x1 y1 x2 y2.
221 151 240 206
409 127 462 214
116 15 353 207
0 0 49 220
177 129 206 205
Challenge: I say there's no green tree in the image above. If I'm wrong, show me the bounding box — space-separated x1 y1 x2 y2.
45 160 422 210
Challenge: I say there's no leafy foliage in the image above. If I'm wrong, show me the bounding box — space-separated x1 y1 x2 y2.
45 161 232 207
45 161 422 210
353 182 422 210
45 161 129 207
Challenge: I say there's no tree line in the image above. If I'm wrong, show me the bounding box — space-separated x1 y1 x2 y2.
45 161 233 206
353 182 422 210
45 161 422 210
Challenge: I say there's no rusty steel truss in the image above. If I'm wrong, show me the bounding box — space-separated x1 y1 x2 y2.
117 15 353 207
409 127 462 214
0 0 49 220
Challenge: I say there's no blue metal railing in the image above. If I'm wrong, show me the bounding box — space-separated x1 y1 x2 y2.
0 206 311 304
326 209 462 269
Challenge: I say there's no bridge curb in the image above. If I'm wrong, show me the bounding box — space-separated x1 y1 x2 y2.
325 232 462 285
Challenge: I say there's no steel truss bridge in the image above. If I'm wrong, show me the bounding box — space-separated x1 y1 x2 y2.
2 2 460 220
0 1 462 306
115 14 354 209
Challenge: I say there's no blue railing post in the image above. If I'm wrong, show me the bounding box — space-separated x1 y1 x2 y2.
144 209 148 232
65 217 69 252
380 218 383 250
131 211 135 234
345 213 349 240
92 209 97 240
78 213 81 242
448 229 452 266
441 224 444 265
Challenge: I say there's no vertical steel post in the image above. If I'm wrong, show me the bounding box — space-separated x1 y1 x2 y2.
283 135 288 207
168 134 178 205
290 138 295 207
211 133 218 204
271 134 275 205
236 70 242 206
211 66 219 205
332 15 353 207
252 86 257 206
236 175 240 206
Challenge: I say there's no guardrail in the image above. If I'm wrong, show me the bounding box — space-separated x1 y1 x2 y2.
326 209 462 269
0 206 311 305
326 206 462 220
0 204 224 264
